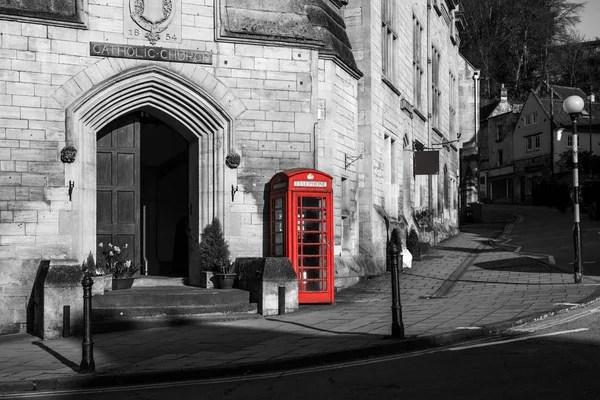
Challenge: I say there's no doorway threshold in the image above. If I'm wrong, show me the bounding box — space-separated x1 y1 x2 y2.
132 276 188 287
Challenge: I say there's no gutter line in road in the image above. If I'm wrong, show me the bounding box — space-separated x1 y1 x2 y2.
447 328 589 352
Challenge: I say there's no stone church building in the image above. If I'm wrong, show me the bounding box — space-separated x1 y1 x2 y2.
0 0 479 335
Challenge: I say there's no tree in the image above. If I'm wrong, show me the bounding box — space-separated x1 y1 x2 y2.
548 32 600 96
555 149 600 176
460 0 584 101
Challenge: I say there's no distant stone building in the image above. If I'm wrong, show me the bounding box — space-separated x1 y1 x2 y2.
478 85 520 202
477 84 600 205
513 86 600 204
0 0 478 335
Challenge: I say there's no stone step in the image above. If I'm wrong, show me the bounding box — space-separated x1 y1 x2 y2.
89 285 258 333
94 286 250 307
90 311 261 334
130 276 188 287
93 303 258 319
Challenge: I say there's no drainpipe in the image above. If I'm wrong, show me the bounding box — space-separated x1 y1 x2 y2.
590 90 593 178
313 122 319 169
472 69 481 202
427 0 433 223
550 88 555 180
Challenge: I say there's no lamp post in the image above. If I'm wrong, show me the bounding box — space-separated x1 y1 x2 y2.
563 95 585 284
388 228 405 339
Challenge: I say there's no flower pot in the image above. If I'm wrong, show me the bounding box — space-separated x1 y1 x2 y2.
92 276 105 295
104 274 113 292
214 273 236 289
199 271 214 289
112 277 135 290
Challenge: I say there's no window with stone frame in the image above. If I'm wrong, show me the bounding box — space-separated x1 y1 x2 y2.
496 124 503 141
384 134 399 217
444 165 449 209
382 0 398 88
431 46 441 128
413 15 423 110
449 70 457 137
341 177 351 254
0 0 85 25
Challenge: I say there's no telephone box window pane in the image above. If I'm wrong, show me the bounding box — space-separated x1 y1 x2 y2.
274 197 283 208
306 281 323 291
303 256 321 266
275 233 283 244
274 245 284 256
304 221 322 231
274 210 283 220
274 221 283 232
302 209 322 220
302 197 322 207
306 268 324 278
302 233 322 243
301 245 322 255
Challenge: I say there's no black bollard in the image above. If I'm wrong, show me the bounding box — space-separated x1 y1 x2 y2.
389 236 405 339
63 305 70 338
278 286 286 315
79 272 95 373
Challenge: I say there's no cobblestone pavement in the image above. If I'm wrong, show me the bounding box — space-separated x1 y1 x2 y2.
1 206 599 394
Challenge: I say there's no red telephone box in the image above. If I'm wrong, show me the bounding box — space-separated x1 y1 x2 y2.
269 168 334 304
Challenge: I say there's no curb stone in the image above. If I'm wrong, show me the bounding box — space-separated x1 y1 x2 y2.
3 214 600 396
3 290 600 397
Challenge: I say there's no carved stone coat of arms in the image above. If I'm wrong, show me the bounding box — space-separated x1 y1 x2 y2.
126 0 180 44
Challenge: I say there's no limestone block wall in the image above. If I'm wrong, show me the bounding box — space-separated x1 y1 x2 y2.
218 44 318 257
0 0 336 334
344 0 470 254
317 59 360 288
458 55 480 146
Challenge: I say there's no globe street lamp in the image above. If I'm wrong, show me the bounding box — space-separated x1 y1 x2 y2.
563 95 585 283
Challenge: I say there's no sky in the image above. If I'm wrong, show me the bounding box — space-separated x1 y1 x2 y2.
577 1 600 40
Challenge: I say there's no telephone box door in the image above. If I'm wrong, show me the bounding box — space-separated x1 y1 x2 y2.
294 192 333 303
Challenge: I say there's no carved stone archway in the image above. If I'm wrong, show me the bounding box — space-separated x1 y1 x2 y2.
54 63 245 285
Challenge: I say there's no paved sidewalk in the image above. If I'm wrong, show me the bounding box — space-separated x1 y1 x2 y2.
2 209 600 395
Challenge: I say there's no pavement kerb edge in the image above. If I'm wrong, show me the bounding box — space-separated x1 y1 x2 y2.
4 216 600 396
5 289 600 397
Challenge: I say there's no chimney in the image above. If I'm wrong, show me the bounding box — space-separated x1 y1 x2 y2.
500 84 507 102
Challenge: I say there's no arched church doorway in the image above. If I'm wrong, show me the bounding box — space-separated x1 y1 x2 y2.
96 111 193 278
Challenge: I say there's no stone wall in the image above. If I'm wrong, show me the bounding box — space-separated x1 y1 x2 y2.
344 0 469 254
0 0 360 333
0 0 478 334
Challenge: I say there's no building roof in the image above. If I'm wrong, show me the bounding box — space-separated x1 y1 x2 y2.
549 85 587 101
218 0 362 78
480 100 500 121
538 97 600 128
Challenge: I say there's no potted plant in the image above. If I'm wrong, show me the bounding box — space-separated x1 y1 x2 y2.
214 258 237 289
97 242 139 290
412 207 431 228
406 227 421 261
196 217 236 289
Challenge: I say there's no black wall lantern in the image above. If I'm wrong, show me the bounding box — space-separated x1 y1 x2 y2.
60 145 77 164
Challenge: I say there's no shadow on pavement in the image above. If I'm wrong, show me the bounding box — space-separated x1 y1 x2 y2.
263 318 376 336
473 257 565 274
435 245 499 254
32 341 80 372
